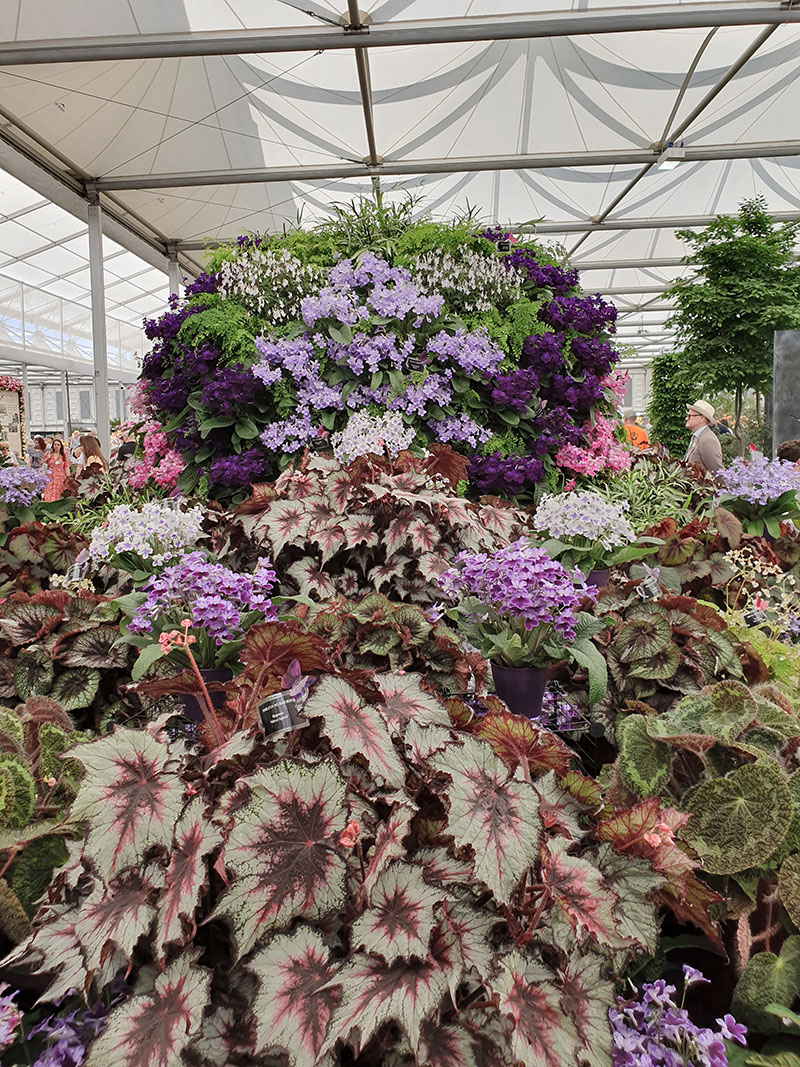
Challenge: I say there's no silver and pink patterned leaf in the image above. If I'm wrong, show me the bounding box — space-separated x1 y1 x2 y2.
559 953 615 1067
275 469 317 499
494 951 580 1067
541 838 623 948
364 803 416 895
404 722 453 763
306 494 339 527
286 558 336 599
418 1017 478 1067
417 553 450 582
323 925 459 1056
263 499 313 556
374 674 451 734
352 861 446 964
326 470 353 511
304 678 405 788
250 926 341 1067
407 519 440 554
373 554 411 591
312 524 346 563
431 736 540 904
214 759 348 959
479 505 522 540
86 952 209 1067
69 729 184 880
592 843 664 957
440 898 497 984
341 513 379 549
3 902 88 1001
156 799 222 956
184 1006 253 1067
417 850 474 888
384 515 415 555
533 771 587 843
74 871 157 971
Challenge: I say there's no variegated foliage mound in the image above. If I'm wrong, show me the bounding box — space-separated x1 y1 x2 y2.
5 672 676 1067
234 447 529 605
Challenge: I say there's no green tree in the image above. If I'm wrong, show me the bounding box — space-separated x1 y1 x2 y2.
648 351 699 456
667 196 800 448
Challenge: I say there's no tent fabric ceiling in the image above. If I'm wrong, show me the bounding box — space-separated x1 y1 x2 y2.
0 1 799 358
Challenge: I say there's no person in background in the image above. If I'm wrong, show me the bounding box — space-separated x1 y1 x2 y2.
43 438 70 501
684 401 723 471
622 408 650 450
68 431 82 462
115 430 136 463
79 434 108 474
28 436 47 469
716 415 733 436
777 439 800 471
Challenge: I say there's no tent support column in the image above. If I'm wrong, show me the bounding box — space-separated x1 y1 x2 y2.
167 245 181 299
87 195 111 461
60 370 69 439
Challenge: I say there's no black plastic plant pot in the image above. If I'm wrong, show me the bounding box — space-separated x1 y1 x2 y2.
259 691 309 738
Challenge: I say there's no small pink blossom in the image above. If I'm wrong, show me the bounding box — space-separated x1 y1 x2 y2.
339 819 361 849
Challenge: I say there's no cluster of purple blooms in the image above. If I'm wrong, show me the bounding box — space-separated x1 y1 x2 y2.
0 982 115 1066
200 365 261 416
468 453 545 495
430 413 490 449
438 538 593 641
250 253 508 455
208 447 272 487
0 466 49 507
717 455 800 505
610 967 746 1067
129 552 278 646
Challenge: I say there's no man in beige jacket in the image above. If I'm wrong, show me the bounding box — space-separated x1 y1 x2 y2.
684 400 723 471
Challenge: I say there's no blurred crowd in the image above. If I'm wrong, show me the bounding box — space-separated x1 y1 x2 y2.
0 427 136 501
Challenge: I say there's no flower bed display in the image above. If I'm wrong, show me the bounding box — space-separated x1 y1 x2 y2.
5 210 800 1065
137 215 628 504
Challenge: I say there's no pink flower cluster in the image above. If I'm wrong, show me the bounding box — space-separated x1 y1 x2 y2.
601 368 629 404
129 421 185 490
555 413 631 477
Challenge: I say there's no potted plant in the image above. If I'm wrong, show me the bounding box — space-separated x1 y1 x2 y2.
87 499 205 581
532 489 661 586
437 537 608 716
716 454 800 538
116 552 279 736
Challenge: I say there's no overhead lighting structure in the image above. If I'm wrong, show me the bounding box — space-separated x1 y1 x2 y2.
657 142 686 170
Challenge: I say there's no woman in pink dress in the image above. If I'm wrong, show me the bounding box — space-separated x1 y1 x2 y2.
43 438 70 501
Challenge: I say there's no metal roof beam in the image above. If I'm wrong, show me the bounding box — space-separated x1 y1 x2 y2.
1 4 798 64
523 210 800 234
99 140 800 192
576 258 686 270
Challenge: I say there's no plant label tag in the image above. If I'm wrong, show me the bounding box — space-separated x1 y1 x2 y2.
406 357 427 372
635 575 661 601
258 692 309 738
743 607 768 627
64 562 88 583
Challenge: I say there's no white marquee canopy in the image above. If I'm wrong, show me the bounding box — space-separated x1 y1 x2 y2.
0 0 799 396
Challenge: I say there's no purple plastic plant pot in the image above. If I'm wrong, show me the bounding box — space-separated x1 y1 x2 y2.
490 662 548 720
586 567 611 588
181 667 233 723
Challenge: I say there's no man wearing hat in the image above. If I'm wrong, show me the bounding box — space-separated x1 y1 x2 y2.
622 408 650 450
684 401 723 471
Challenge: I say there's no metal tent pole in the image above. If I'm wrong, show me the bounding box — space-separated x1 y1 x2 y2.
167 245 181 299
87 197 111 461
